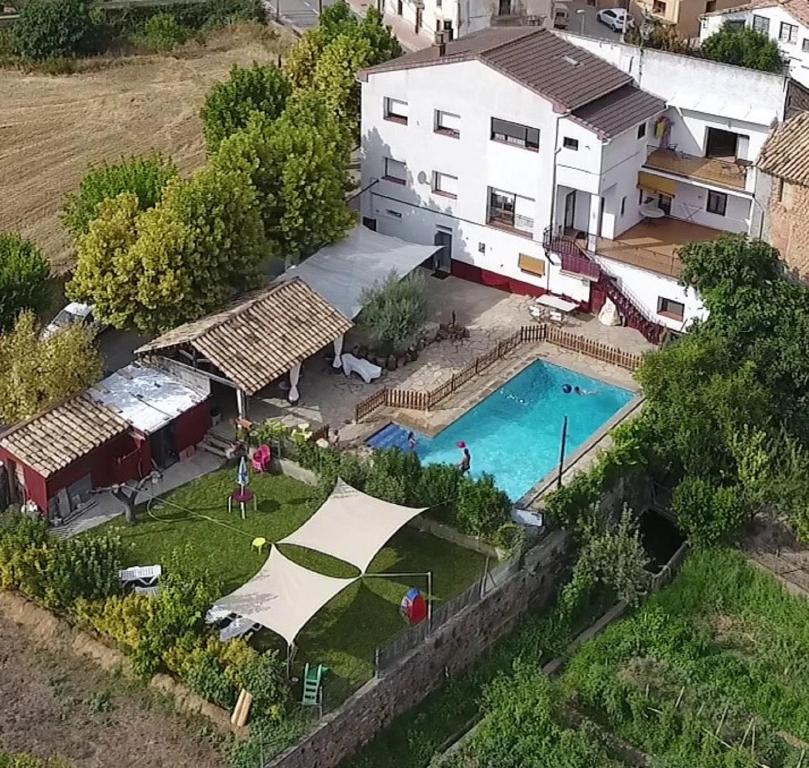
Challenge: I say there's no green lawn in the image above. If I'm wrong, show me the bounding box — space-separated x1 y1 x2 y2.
97 468 485 701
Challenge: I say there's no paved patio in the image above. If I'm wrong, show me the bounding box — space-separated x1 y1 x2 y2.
238 274 653 434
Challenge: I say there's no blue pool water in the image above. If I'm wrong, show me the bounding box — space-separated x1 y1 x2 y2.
412 361 633 501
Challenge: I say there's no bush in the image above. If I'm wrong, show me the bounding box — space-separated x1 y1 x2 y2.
136 13 188 52
455 474 511 537
672 476 747 547
416 463 463 519
701 24 786 73
364 448 421 505
62 153 177 238
0 233 51 333
12 0 94 59
493 523 524 554
359 271 428 355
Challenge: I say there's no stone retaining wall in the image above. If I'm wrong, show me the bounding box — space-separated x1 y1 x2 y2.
265 530 569 768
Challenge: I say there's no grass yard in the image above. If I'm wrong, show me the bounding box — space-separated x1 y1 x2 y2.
98 469 486 701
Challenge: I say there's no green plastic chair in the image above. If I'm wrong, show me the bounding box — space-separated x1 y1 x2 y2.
301 663 328 708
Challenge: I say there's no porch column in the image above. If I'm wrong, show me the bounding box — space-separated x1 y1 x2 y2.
236 389 248 419
288 362 302 403
332 334 344 369
587 193 601 252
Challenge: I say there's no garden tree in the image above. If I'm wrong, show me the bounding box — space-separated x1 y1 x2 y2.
12 0 93 59
200 63 291 154
359 270 428 354
701 24 786 73
68 166 265 333
62 153 177 237
214 101 353 264
0 233 51 333
627 19 693 53
0 312 102 424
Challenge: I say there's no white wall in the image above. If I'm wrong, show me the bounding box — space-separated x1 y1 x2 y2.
667 179 751 232
700 8 809 89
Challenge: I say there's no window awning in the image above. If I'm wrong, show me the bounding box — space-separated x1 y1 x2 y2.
638 171 677 198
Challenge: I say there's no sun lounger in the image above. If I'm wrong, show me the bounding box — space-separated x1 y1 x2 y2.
134 585 161 597
119 565 162 586
341 353 382 384
206 605 235 625
219 616 259 642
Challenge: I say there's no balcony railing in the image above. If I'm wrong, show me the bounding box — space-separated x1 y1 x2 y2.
542 226 579 258
644 148 749 191
561 250 601 280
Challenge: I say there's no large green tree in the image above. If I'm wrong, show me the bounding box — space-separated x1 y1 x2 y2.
0 233 51 333
68 166 265 333
701 24 786 73
12 0 93 59
0 312 102 424
200 63 291 154
62 153 177 238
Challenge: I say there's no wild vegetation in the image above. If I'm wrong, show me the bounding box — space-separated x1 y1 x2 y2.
0 233 51 333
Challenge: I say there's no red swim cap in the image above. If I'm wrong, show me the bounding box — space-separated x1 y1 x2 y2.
456 441 466 448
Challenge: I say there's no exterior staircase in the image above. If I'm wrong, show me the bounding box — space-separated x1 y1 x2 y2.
200 431 239 459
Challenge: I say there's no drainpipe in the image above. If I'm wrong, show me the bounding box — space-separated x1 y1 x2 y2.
546 111 568 292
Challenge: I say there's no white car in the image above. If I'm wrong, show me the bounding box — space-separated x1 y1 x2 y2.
41 302 104 340
597 7 635 32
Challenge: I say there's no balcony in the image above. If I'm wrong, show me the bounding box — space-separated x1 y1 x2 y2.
644 148 750 192
543 228 601 280
590 218 725 278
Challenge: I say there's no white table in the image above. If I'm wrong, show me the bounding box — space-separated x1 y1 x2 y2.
534 294 579 313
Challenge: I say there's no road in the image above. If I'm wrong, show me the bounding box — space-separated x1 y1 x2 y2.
265 0 332 31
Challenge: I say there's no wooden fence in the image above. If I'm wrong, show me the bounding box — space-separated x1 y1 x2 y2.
353 324 644 422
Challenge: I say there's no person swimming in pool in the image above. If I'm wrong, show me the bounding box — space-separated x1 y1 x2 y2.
407 431 417 450
562 383 572 394
457 441 471 473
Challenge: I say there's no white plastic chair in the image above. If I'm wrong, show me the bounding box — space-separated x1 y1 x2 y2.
119 565 162 586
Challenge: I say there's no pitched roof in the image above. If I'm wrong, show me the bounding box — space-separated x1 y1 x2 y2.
0 394 128 478
701 0 809 27
572 84 666 138
136 278 352 395
757 111 809 184
360 27 633 111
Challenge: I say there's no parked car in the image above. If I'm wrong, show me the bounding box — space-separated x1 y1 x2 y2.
553 3 570 28
596 7 635 32
41 302 105 340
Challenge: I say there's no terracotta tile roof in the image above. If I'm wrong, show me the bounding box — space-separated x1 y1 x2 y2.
702 0 809 27
757 111 809 184
136 278 352 395
0 394 129 478
572 84 666 138
360 27 633 111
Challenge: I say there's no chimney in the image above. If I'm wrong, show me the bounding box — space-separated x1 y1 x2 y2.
434 29 449 56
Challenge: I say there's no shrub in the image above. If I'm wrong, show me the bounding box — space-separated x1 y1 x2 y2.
12 0 94 59
359 271 428 355
364 448 422 505
493 523 524 554
672 476 747 547
701 24 786 73
62 153 177 238
455 474 511 537
0 233 51 333
136 13 188 52
230 649 287 716
416 463 463 514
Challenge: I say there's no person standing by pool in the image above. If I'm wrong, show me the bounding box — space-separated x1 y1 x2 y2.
457 441 471 473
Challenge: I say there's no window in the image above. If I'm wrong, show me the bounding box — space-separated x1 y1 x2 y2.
563 136 579 150
653 0 666 13
487 187 534 234
383 157 407 184
780 21 798 43
725 19 745 30
637 122 647 140
803 38 809 51
657 297 685 321
434 109 460 137
432 171 458 198
490 117 540 150
705 0 716 11
620 196 626 216
384 208 402 219
752 14 770 33
384 97 408 124
706 190 727 216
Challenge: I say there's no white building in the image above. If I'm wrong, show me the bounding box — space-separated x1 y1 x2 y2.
700 0 809 88
359 28 796 338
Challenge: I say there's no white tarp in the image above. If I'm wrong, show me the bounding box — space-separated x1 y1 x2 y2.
279 479 426 573
215 546 357 646
280 226 440 319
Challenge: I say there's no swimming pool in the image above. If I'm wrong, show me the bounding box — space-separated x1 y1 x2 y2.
414 361 634 501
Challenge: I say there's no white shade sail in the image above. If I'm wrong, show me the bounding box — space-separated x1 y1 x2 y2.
279 479 427 573
214 546 358 646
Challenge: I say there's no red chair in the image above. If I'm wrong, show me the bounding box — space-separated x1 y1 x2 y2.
251 444 272 473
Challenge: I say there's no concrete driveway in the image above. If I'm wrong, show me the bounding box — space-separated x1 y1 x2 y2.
563 0 625 40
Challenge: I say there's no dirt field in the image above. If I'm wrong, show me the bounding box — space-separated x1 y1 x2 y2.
0 24 292 274
0 615 227 767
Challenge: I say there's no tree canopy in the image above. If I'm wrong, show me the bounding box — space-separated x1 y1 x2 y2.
200 63 291 154
701 24 786 73
62 153 177 238
12 0 93 59
0 312 102 424
0 233 51 333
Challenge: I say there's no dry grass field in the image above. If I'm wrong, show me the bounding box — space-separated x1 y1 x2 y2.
0 24 293 274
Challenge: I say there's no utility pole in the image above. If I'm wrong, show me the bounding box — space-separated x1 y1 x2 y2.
556 415 569 489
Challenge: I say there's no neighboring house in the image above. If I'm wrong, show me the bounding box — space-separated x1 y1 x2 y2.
632 0 739 39
0 364 211 518
755 110 809 279
359 28 795 339
700 0 809 87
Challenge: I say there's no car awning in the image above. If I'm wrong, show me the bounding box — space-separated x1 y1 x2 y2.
638 171 677 198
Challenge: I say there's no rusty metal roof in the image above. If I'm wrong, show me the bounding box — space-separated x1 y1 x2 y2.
360 28 633 112
0 394 129 478
572 84 666 139
136 278 352 395
758 111 809 185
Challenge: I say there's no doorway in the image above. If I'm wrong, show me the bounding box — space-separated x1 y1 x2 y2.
657 193 672 216
498 0 510 14
705 127 738 160
150 422 178 470
563 190 576 232
433 229 452 275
